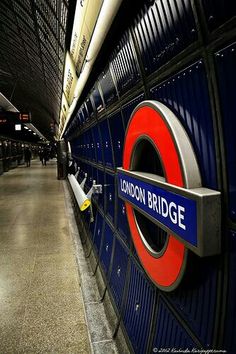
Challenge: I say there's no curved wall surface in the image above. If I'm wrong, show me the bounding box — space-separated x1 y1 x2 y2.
65 1 236 352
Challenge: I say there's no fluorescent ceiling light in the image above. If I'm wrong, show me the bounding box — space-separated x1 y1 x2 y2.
0 92 19 112
25 123 46 140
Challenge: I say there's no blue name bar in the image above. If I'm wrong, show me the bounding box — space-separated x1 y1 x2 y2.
117 171 197 247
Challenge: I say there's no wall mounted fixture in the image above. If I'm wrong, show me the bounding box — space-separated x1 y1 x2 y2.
68 170 102 217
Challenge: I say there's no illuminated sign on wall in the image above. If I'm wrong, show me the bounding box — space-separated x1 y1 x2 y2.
19 112 31 123
15 124 21 131
61 93 69 116
70 0 103 74
0 111 31 123
63 52 78 106
120 100 221 291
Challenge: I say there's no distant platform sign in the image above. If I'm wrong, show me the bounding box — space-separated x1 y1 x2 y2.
20 112 31 123
0 111 31 124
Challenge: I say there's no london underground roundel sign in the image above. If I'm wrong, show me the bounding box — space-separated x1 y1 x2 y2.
118 100 221 291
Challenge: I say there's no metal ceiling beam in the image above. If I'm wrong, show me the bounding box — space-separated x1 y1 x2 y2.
0 92 19 112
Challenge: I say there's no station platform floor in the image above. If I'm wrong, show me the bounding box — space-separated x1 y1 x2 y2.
0 159 120 354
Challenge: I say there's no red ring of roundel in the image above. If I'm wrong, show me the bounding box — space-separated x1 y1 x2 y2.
123 105 187 290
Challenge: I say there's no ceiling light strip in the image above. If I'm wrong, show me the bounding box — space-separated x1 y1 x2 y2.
59 0 123 139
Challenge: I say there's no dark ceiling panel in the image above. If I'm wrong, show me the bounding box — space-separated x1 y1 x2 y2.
0 0 72 139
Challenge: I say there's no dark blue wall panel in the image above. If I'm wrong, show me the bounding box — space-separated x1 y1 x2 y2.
116 196 130 244
133 0 197 75
99 119 114 169
150 60 217 189
77 109 84 128
151 298 197 350
93 211 104 254
111 30 140 95
202 0 236 31
90 131 96 163
99 66 118 107
91 84 104 114
66 1 236 352
92 125 103 165
122 93 145 129
108 111 125 168
109 236 129 310
224 230 236 353
96 168 104 210
85 96 94 120
87 129 96 162
167 258 218 346
104 172 115 224
215 42 236 221
123 258 156 354
81 103 89 124
100 222 114 275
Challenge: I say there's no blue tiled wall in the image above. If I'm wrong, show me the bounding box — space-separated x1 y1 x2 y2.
66 1 235 352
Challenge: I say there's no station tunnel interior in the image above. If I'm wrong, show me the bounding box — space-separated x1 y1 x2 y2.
1 0 236 353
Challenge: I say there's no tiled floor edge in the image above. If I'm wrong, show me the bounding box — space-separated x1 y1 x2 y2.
63 181 123 354
63 181 94 354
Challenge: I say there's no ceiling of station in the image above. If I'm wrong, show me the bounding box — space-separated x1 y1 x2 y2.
0 0 74 140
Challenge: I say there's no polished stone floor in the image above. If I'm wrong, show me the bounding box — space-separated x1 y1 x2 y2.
0 160 91 353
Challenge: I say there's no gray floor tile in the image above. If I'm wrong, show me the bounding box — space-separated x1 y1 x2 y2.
0 296 27 353
19 322 91 354
0 323 23 354
93 340 120 354
0 232 39 250
19 294 90 353
85 302 113 343
80 273 101 303
29 270 81 295
0 249 37 269
33 252 77 272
